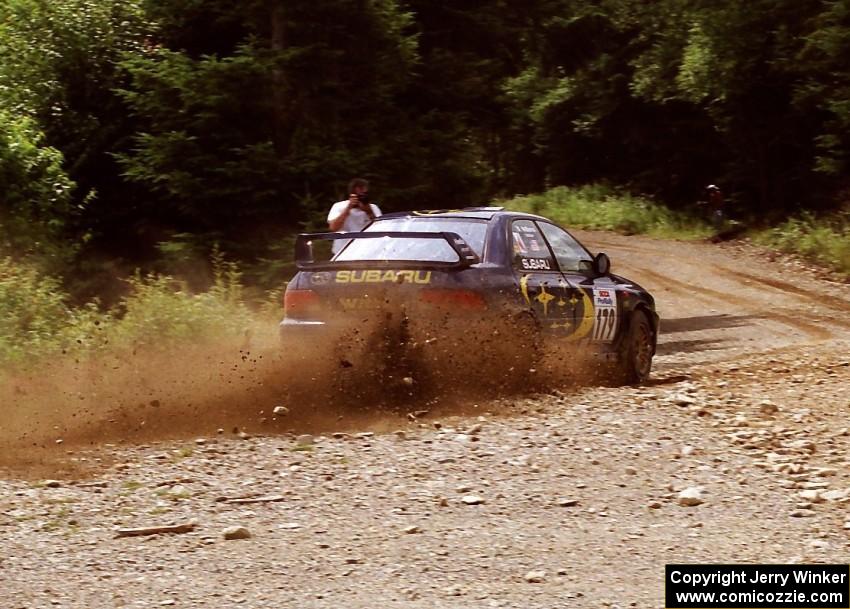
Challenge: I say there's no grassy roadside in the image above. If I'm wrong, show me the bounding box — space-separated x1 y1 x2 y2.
0 255 274 367
503 184 714 240
503 185 850 278
750 212 850 277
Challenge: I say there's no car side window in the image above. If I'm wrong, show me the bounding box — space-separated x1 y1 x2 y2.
537 222 593 273
510 220 555 272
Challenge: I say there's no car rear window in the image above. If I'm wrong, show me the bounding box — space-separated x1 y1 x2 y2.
334 218 487 263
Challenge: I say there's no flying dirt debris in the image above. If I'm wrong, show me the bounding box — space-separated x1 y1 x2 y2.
0 315 560 476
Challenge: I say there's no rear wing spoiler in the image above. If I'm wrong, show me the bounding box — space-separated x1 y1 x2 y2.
295 231 480 271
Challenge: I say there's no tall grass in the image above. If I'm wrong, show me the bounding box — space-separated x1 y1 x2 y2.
504 184 713 240
505 185 849 277
0 258 72 362
753 212 850 276
0 255 268 366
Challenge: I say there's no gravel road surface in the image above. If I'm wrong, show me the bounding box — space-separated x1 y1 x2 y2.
2 232 849 609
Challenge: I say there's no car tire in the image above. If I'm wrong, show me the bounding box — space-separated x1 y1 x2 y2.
612 310 653 385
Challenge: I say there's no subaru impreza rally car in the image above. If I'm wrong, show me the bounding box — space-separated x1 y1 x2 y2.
281 208 659 385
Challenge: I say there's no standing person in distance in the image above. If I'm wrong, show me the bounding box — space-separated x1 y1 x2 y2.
327 178 382 254
705 184 725 231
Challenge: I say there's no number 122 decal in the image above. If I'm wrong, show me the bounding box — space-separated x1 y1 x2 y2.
591 288 618 341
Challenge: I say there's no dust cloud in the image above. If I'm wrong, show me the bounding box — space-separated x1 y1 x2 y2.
0 317 600 478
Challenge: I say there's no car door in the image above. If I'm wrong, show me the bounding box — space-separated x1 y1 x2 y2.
537 221 620 343
509 219 575 334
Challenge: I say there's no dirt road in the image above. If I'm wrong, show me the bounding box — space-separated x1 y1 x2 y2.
1 232 849 608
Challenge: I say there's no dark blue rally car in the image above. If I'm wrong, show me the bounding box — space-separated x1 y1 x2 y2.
281 207 659 385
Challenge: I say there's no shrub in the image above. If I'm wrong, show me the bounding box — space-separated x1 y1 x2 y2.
0 257 72 362
105 258 254 350
0 253 261 367
754 212 850 276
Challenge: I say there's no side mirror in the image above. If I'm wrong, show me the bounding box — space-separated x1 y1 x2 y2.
593 252 611 275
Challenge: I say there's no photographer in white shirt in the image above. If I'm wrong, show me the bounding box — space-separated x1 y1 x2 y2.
327 177 382 254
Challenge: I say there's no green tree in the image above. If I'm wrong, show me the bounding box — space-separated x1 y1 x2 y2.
500 2 702 197
794 0 850 180
0 0 154 281
0 111 75 270
503 0 846 212
117 0 422 250
401 0 535 198
635 0 825 211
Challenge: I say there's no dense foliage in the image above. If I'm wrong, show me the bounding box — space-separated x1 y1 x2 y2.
0 254 255 363
0 112 75 270
0 0 848 295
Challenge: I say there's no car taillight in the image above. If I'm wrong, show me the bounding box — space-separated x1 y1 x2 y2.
419 288 487 310
284 289 320 317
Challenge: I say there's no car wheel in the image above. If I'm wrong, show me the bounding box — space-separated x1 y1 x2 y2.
613 310 653 385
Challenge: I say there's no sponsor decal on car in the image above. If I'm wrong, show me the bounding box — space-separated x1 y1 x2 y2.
310 272 331 285
520 258 552 271
595 288 614 306
335 270 432 284
592 287 618 341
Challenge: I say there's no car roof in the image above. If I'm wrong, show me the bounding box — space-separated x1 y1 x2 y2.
376 207 543 221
